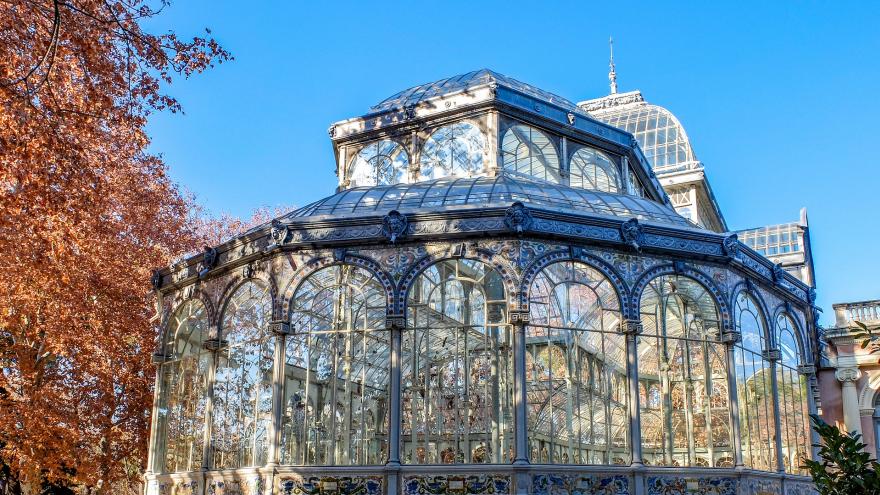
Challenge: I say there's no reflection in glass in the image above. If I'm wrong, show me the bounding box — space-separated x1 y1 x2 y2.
527 261 628 465
404 259 512 464
349 140 410 187
776 314 810 474
639 275 733 467
570 147 620 193
419 122 485 180
734 292 776 471
501 124 560 184
281 265 389 465
212 281 274 469
156 300 210 473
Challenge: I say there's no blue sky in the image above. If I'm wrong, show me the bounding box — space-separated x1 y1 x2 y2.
145 1 879 325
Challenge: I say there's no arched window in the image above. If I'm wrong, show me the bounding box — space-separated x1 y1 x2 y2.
281 265 389 466
212 281 274 469
527 261 627 465
419 122 485 180
569 147 621 193
501 124 560 183
639 275 732 468
733 291 776 471
156 300 210 473
404 259 512 464
776 313 811 475
348 140 410 187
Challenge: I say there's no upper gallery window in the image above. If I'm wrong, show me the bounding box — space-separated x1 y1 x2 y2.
349 140 410 187
501 124 560 184
570 147 621 193
419 122 485 180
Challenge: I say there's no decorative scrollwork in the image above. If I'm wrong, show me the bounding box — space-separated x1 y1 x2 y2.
270 219 289 246
620 218 643 251
504 202 533 234
199 246 218 277
382 210 409 244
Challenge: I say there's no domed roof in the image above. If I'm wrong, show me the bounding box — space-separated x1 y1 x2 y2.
369 69 582 116
284 174 692 228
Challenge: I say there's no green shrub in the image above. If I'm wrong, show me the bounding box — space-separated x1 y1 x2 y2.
804 414 880 494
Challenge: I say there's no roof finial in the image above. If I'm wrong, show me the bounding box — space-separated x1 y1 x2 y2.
608 36 618 95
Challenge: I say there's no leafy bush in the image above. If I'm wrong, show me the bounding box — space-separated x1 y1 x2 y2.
804 414 880 494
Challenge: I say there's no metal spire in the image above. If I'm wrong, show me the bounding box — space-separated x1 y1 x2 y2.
608 36 618 94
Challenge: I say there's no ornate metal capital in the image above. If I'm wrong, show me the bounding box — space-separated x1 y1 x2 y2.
202 338 226 351
504 202 533 235
268 320 291 336
720 330 741 344
508 310 530 325
797 364 817 376
762 349 781 362
835 367 861 383
618 319 643 335
151 352 172 364
620 218 643 251
382 210 409 244
385 314 406 330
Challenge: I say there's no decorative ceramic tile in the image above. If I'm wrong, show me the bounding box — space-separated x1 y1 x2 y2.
403 474 511 495
784 482 817 495
278 475 383 495
531 473 629 495
646 476 736 495
209 477 265 495
740 477 781 495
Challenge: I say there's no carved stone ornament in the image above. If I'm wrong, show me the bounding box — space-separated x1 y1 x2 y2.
772 263 786 284
202 338 225 351
242 263 254 279
403 105 416 120
150 269 163 290
199 246 218 277
566 112 576 125
797 364 817 375
382 210 409 244
620 218 643 251
809 287 817 304
270 219 289 246
721 233 739 258
835 367 861 383
504 202 533 235
151 351 171 364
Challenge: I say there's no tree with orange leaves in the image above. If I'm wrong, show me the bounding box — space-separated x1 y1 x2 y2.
0 1 231 493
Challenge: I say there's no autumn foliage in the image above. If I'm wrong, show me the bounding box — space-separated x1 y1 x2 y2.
0 1 231 492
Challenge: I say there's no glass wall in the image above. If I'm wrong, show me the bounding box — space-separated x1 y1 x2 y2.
153 265 814 473
501 124 560 184
733 292 777 471
639 275 733 467
349 140 409 187
156 300 210 473
404 258 513 464
212 281 274 469
526 261 628 465
569 147 620 194
776 314 810 474
419 122 485 180
280 265 390 465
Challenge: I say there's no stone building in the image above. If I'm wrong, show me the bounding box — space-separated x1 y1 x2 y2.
144 68 820 495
